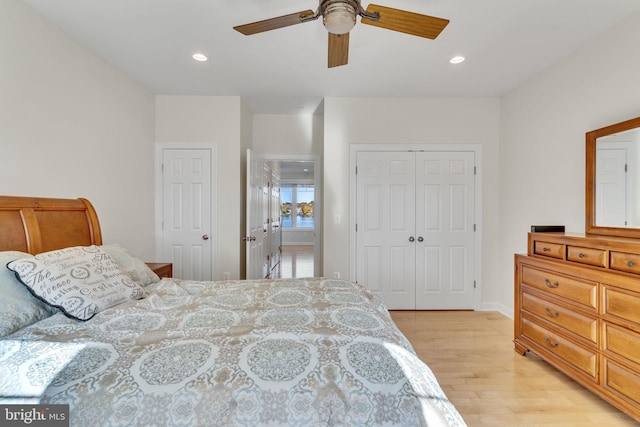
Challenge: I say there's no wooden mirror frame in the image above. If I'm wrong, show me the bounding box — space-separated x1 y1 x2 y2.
586 115 640 239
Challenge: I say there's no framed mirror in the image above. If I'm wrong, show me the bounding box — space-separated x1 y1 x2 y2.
586 115 640 238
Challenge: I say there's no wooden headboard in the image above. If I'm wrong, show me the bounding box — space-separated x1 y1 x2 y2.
0 195 102 255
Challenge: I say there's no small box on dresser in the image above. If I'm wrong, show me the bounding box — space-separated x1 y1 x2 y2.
515 232 640 422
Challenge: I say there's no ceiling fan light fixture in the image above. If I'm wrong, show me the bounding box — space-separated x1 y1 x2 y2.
323 3 356 35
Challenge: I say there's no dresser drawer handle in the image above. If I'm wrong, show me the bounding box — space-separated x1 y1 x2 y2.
542 247 550 252
628 261 634 267
578 253 585 258
545 307 560 318
544 336 559 348
545 278 559 288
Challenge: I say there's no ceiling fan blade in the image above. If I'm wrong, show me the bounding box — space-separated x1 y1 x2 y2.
361 4 449 39
328 33 349 68
234 10 315 35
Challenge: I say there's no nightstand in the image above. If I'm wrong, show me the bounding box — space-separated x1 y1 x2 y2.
146 262 173 278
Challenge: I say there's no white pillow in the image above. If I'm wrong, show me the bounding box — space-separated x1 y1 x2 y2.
1 251 56 337
101 243 160 286
7 246 148 321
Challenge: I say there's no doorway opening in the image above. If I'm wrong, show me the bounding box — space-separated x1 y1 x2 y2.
275 159 319 278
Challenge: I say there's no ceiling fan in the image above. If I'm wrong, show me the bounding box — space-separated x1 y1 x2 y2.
234 0 449 68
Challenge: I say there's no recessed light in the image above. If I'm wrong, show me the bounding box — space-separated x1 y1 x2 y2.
192 53 208 62
450 56 465 64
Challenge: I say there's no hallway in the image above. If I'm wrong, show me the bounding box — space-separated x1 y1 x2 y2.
274 245 314 279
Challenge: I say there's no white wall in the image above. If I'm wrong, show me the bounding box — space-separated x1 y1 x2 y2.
0 0 156 259
500 10 640 315
252 114 321 156
323 98 502 310
155 96 246 279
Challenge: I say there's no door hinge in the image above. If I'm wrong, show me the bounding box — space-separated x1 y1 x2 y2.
355 166 358 175
355 223 358 232
474 166 477 175
474 224 477 232
625 163 628 173
474 280 477 289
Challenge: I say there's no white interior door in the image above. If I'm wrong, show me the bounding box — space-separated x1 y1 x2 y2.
596 148 627 226
356 150 476 310
245 149 270 279
415 151 475 309
356 152 416 309
161 148 213 280
270 170 281 274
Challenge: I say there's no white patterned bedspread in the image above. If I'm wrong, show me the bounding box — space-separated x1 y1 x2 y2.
0 278 466 426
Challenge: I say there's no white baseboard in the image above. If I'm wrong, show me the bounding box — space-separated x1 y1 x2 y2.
477 302 513 319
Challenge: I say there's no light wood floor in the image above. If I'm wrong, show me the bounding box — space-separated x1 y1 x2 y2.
274 245 314 279
390 311 639 426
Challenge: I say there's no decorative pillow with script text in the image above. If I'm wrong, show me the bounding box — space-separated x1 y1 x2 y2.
7 246 147 321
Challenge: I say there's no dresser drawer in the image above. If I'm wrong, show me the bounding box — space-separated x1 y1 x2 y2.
610 251 640 275
603 286 640 325
521 265 597 309
533 240 565 259
567 245 607 268
521 317 597 379
603 358 640 406
522 291 597 344
604 323 640 366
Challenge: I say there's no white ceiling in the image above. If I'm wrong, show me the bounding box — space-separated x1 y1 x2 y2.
21 0 640 114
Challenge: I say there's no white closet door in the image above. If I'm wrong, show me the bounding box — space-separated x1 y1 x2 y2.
414 151 475 309
355 150 476 310
356 152 416 309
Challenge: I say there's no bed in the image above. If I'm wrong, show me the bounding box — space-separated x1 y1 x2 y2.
0 195 466 426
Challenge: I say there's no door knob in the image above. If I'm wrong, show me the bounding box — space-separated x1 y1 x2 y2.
417 236 424 242
202 234 209 240
409 236 415 242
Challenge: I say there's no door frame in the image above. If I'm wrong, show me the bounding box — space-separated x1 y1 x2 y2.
154 142 218 280
263 153 322 277
349 143 483 310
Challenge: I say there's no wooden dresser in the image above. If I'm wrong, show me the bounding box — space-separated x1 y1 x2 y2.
515 232 640 422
